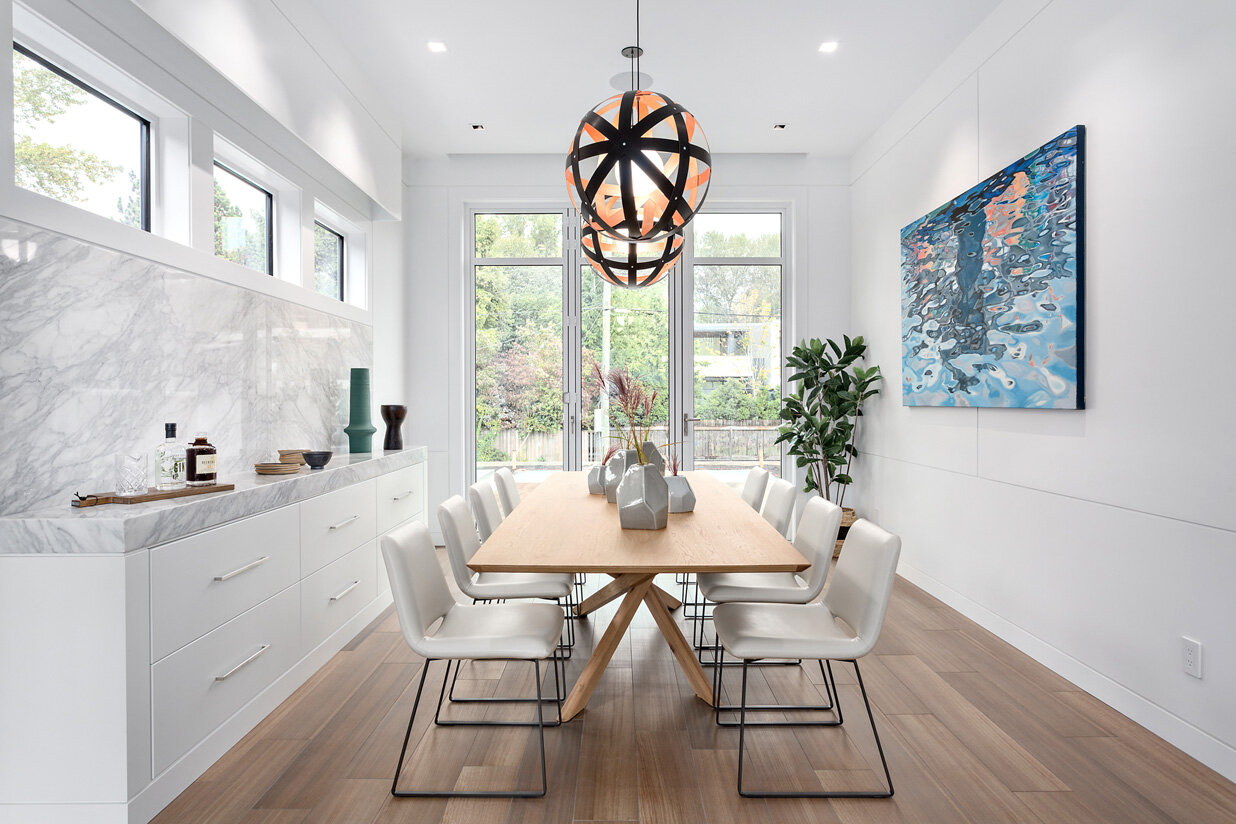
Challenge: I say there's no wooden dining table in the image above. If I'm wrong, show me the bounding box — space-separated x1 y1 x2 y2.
467 470 810 721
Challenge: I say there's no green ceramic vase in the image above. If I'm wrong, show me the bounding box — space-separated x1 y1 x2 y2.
344 367 377 453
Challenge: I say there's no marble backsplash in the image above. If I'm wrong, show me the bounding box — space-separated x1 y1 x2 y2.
0 219 372 517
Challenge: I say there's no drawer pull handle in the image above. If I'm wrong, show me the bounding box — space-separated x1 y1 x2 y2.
330 580 361 602
328 514 360 531
392 490 414 501
214 644 270 682
213 556 270 582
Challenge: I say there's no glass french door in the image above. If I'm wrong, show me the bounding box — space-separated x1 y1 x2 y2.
680 212 785 481
471 208 785 486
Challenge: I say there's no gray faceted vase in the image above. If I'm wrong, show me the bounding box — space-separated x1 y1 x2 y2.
604 449 637 503
617 463 669 530
587 464 605 494
666 475 696 513
639 441 665 475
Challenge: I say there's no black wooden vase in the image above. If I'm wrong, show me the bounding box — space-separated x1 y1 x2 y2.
380 405 407 451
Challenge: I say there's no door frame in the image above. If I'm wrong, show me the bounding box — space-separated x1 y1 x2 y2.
465 204 575 483
673 203 793 481
465 202 792 485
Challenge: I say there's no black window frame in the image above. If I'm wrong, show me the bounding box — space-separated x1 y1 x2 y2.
213 161 274 276
12 41 152 232
313 220 346 301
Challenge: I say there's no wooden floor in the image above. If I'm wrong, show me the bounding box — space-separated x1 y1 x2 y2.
153 563 1236 824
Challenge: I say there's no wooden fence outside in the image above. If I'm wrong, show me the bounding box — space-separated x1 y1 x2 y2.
484 420 781 466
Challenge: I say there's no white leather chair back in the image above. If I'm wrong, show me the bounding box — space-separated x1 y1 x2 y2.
793 496 843 598
823 519 901 659
438 495 482 596
468 480 505 542
381 520 456 657
759 477 796 538
740 467 770 511
493 468 520 516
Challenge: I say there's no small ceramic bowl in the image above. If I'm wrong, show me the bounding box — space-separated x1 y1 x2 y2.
302 451 332 470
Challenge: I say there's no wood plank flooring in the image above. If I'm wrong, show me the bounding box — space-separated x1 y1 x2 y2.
153 558 1236 824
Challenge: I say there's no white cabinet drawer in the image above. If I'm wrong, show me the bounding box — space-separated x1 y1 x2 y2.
375 463 425 533
300 481 376 575
302 541 377 652
151 505 300 661
152 585 300 773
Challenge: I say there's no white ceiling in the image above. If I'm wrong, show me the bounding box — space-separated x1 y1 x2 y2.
302 0 1005 158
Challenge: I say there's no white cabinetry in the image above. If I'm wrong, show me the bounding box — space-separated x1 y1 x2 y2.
0 451 427 824
300 481 376 575
152 585 301 773
150 505 300 661
302 540 377 651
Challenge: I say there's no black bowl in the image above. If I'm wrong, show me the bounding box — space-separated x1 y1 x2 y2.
302 450 333 469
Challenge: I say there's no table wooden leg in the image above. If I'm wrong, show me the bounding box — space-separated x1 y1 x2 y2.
561 576 654 721
642 587 715 705
652 583 682 611
575 573 646 616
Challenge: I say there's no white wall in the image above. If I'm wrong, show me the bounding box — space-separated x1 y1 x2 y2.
129 0 402 218
370 217 407 416
848 0 1236 780
403 153 850 540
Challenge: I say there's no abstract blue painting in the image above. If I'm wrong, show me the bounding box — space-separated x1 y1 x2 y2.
900 125 1085 408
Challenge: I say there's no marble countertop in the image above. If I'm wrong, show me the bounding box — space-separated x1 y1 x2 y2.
0 448 428 555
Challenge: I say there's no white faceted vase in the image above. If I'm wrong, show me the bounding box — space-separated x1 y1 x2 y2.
604 449 637 503
640 441 666 475
587 464 605 494
617 463 669 530
666 475 695 513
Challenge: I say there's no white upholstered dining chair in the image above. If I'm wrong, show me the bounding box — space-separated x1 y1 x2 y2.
758 477 797 538
711 518 901 798
467 479 505 542
691 496 842 656
381 519 564 798
740 466 771 511
440 495 576 653
493 467 520 516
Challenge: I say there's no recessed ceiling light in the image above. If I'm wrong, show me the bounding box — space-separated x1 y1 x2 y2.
427 41 447 53
818 40 839 54
471 124 485 131
773 124 787 130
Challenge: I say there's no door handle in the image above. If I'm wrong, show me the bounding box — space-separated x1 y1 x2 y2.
683 413 702 427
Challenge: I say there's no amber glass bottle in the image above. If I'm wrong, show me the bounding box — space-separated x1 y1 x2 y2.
185 432 218 487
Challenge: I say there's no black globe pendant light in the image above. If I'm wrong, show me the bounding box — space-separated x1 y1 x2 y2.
581 222 683 289
565 1 712 246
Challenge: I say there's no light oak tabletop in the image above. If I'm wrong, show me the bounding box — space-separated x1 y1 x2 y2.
467 470 809 574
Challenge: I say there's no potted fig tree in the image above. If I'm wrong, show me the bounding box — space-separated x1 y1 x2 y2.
775 336 881 553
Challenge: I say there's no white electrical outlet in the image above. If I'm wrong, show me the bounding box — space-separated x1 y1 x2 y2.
1182 637 1203 679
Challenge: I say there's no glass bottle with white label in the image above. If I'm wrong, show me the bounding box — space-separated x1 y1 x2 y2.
155 423 187 490
185 432 218 487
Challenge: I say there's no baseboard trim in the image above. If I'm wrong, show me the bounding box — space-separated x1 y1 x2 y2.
896 563 1236 783
0 802 127 824
127 590 394 824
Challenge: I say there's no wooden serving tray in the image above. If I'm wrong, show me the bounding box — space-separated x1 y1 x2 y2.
72 483 235 508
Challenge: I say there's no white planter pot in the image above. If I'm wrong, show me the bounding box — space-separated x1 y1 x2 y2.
604 449 637 503
586 464 605 494
617 463 669 530
666 475 695 513
639 441 666 475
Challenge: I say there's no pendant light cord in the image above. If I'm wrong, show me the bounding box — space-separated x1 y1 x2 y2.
628 0 642 92
636 0 641 90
